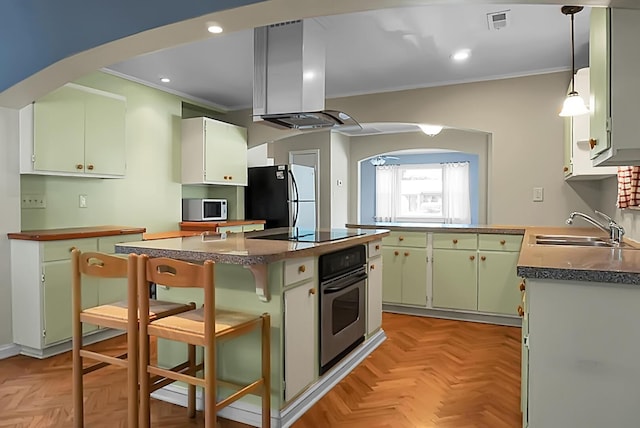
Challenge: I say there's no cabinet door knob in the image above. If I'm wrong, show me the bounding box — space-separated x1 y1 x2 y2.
519 282 526 291
517 305 524 317
69 246 78 252
452 239 458 244
76 164 83 170
87 164 94 171
589 138 597 150
500 239 506 245
480 255 486 261
469 255 475 261
563 166 569 172
223 175 229 180
375 245 380 250
398 236 404 241
229 176 233 180
308 287 316 296
404 252 409 257
298 265 306 273
370 264 375 270
394 251 399 256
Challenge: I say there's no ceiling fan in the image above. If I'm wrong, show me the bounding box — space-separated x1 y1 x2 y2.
369 155 399 166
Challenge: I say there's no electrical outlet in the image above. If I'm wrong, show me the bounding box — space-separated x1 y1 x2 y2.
21 194 46 209
79 194 88 208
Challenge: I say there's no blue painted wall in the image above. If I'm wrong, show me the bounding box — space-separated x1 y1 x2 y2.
0 0 264 92
360 152 480 224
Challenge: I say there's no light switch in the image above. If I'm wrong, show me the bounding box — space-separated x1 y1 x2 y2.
79 194 88 208
533 187 544 202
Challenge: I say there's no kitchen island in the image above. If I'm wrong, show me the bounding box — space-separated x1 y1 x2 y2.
115 227 388 427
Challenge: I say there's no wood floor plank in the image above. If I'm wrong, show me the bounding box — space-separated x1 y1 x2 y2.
0 313 521 427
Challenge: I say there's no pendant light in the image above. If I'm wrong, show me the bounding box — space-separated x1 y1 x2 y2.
559 5 589 117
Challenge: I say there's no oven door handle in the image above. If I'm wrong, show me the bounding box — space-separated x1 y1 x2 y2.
322 273 367 294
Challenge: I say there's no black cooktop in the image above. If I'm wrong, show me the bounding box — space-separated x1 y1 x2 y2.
253 229 366 243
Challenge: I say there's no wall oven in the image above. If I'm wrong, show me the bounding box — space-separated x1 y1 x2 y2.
319 245 367 374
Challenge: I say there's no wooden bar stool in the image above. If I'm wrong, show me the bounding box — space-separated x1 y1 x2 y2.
137 255 271 428
71 250 195 428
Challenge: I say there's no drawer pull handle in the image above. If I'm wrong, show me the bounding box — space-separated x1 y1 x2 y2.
76 164 83 170
519 282 526 291
480 255 486 261
563 166 569 172
370 264 375 270
517 305 524 317
394 251 399 256
398 236 404 241
308 287 316 296
298 265 306 273
404 252 409 257
375 245 380 250
87 164 94 171
69 246 78 252
469 255 475 261
589 138 597 150
500 239 506 245
453 239 458 244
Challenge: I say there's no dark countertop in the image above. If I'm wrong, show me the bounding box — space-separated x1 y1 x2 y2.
7 225 146 241
116 228 390 265
347 222 526 234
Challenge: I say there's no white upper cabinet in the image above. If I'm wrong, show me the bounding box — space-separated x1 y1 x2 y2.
20 83 127 178
590 8 640 166
181 117 248 186
564 68 617 180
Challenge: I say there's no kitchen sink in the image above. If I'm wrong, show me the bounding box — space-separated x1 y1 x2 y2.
534 235 634 248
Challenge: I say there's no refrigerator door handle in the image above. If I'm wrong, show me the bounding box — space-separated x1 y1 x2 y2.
289 169 300 227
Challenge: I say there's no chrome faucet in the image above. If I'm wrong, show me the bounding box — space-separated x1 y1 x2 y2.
566 210 625 244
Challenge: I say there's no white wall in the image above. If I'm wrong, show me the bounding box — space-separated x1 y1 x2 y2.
0 107 21 349
330 132 350 228
597 177 640 241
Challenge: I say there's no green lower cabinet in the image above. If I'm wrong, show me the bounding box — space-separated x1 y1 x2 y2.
381 247 427 306
432 249 477 310
477 251 521 315
43 260 98 345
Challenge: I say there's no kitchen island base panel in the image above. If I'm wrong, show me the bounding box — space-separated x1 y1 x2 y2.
150 330 386 428
382 304 521 328
16 329 124 359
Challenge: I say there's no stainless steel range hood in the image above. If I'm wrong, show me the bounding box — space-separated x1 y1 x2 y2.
253 20 360 131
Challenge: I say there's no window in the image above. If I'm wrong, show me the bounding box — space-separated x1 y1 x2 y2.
375 162 471 224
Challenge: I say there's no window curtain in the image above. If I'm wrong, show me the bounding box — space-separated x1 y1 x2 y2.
442 162 471 224
375 165 399 222
617 166 640 208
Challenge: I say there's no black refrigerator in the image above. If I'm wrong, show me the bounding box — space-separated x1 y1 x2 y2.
245 165 317 230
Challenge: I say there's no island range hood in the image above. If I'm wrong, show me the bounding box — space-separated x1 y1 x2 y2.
253 20 360 131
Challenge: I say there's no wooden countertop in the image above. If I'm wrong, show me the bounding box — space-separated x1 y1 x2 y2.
180 220 266 231
116 228 390 265
7 225 146 241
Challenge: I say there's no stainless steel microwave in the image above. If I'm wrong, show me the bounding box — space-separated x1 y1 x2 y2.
182 198 227 221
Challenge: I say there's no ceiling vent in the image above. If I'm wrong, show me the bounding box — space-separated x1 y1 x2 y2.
487 10 510 31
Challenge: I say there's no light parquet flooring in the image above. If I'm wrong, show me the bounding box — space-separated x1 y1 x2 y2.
0 313 521 427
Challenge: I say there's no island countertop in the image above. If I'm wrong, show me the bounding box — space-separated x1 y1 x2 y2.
115 228 390 265
347 222 526 234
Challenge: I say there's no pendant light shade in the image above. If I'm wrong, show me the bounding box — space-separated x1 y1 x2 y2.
559 5 589 117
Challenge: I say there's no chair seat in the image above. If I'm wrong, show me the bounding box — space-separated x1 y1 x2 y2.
81 299 192 325
149 307 262 344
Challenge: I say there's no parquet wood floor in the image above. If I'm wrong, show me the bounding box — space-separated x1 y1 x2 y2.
0 313 521 427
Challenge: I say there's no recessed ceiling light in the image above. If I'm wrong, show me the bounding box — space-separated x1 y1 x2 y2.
207 24 223 34
452 50 471 62
160 77 171 83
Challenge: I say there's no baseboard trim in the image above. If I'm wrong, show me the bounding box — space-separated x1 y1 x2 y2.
382 304 522 327
0 343 20 360
151 330 387 427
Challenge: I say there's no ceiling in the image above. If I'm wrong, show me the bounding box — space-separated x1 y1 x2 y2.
106 3 591 112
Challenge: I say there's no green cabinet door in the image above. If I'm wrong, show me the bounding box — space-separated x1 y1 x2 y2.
382 248 403 304
225 123 248 186
477 251 521 315
432 249 477 311
33 85 85 173
589 7 611 159
401 248 427 306
43 260 99 345
204 119 248 185
84 91 126 176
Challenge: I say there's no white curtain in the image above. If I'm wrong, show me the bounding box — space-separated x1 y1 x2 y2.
442 162 471 224
375 165 399 222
